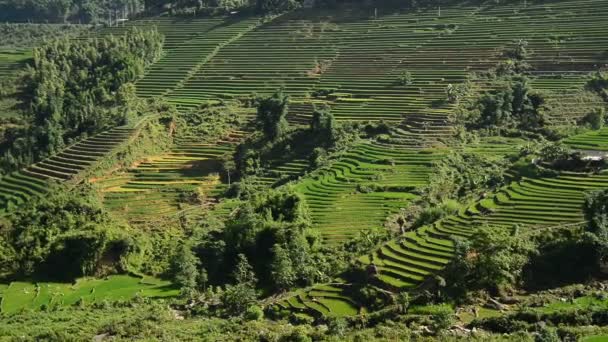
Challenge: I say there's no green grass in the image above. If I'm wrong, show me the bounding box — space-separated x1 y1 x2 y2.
536 296 608 314
584 336 608 342
408 303 454 315
0 275 177 314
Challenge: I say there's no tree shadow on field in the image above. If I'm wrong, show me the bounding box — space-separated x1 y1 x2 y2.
522 240 598 292
179 159 223 178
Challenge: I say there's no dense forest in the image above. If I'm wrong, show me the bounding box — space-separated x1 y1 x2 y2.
0 0 608 340
0 26 163 174
0 0 309 23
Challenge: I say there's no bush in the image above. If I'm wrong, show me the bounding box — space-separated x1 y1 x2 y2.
244 305 264 321
290 312 315 325
581 108 606 130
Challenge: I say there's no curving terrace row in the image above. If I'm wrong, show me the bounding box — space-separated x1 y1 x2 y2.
365 173 608 290
0 127 133 213
99 130 246 223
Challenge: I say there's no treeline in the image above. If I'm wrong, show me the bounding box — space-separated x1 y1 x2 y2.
0 0 466 23
0 0 143 24
0 0 301 23
0 27 163 174
0 23 90 49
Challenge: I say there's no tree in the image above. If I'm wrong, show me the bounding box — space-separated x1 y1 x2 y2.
172 244 200 297
468 225 537 292
446 83 466 103
397 70 413 86
256 0 298 13
395 291 410 313
220 188 318 290
256 90 289 142
582 108 605 130
513 39 528 60
444 225 537 298
0 185 135 280
222 156 236 186
2 27 164 174
583 190 608 273
310 107 336 146
471 77 545 131
221 253 258 315
425 152 508 203
270 244 296 290
233 253 257 286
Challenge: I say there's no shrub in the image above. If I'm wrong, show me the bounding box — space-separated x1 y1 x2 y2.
244 305 264 321
581 108 606 130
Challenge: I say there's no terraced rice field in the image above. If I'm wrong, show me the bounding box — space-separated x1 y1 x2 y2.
99 130 247 222
100 16 264 111
0 49 30 79
296 140 438 243
276 284 360 318
0 275 177 314
2 0 607 319
0 127 134 213
110 0 608 125
277 172 608 317
364 173 608 290
565 128 608 151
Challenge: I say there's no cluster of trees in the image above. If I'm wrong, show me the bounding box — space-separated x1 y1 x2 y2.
0 185 140 280
440 188 608 302
231 90 358 185
0 0 303 22
0 27 163 174
582 189 608 273
587 71 608 102
464 76 547 133
444 226 537 299
136 0 300 15
169 187 342 316
0 0 144 23
424 152 509 203
220 187 322 291
453 41 561 138
0 23 90 48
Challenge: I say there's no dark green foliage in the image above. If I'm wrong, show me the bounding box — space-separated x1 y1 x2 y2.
25 27 163 139
468 77 546 131
0 0 145 24
445 226 537 297
425 152 508 202
0 27 163 174
0 185 134 280
396 70 413 86
270 243 297 290
256 89 289 142
586 71 608 101
523 228 596 290
583 190 608 272
580 108 605 130
0 23 90 49
171 244 200 297
244 305 264 321
432 310 454 331
221 253 259 315
220 188 319 290
310 107 337 147
504 39 529 61
234 102 357 181
256 0 300 13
